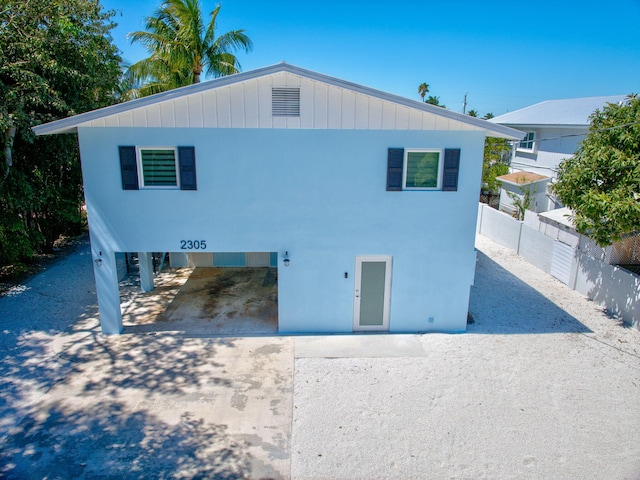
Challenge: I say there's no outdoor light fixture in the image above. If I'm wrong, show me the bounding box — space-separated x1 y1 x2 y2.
95 251 103 267
283 251 290 267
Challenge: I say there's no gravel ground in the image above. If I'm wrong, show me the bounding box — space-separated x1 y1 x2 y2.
1 234 639 479
291 235 640 479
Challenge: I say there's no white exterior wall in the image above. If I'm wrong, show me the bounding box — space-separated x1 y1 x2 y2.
511 127 586 180
79 127 485 334
509 126 586 211
498 181 550 215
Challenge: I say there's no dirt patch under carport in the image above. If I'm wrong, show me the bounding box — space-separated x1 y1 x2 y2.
122 267 278 336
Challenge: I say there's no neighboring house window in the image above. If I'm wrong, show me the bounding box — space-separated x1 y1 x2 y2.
387 148 460 192
139 147 179 188
119 146 197 190
518 132 536 151
272 87 300 116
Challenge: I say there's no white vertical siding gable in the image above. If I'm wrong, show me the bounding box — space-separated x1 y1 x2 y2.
313 81 329 128
74 70 490 133
187 94 204 128
341 90 356 129
257 75 273 128
104 114 119 127
146 104 161 127
173 97 189 127
368 98 383 129
243 79 259 128
215 87 231 128
354 95 370 129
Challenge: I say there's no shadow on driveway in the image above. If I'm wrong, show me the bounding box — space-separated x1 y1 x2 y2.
1 398 253 479
468 251 592 334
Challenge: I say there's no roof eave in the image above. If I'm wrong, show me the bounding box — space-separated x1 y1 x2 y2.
498 177 550 187
493 122 588 130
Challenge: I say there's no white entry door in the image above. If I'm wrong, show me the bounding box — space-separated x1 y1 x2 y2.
353 256 392 331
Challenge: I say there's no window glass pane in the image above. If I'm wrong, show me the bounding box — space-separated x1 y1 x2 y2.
520 132 534 149
406 151 440 188
141 149 177 186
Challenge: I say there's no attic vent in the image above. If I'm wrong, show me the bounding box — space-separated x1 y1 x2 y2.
272 87 300 117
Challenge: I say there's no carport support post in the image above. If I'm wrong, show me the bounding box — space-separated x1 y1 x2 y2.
138 252 155 292
169 252 189 267
93 249 123 334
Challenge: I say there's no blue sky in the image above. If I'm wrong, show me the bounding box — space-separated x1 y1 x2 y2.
101 0 640 116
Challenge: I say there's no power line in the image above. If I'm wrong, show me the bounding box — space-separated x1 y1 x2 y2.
509 121 640 146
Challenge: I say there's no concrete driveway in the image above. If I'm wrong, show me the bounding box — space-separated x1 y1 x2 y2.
1 235 639 479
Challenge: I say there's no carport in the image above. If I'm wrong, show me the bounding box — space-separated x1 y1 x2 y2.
118 252 279 335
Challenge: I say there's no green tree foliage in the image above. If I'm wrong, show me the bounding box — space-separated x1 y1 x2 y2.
506 180 536 221
553 95 640 246
425 95 446 108
418 82 429 102
482 137 510 193
125 1 252 98
0 0 122 265
467 109 478 117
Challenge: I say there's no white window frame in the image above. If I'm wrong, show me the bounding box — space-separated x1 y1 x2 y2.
137 147 180 189
402 149 444 190
517 132 536 152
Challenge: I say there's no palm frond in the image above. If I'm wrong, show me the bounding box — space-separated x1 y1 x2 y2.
126 0 252 95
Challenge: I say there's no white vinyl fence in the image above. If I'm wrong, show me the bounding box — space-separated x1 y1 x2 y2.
477 203 640 329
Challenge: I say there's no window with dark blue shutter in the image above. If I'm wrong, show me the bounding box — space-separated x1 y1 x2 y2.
442 149 460 191
178 146 197 190
386 148 404 191
119 146 139 190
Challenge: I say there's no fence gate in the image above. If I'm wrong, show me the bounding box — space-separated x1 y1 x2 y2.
550 241 574 285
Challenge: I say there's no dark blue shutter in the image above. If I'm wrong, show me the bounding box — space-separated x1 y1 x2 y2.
386 148 404 191
119 146 139 190
178 146 197 190
442 148 460 191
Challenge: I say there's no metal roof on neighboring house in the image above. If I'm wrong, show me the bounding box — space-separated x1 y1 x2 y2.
32 62 523 140
489 95 630 127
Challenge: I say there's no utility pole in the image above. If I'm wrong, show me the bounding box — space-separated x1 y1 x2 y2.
462 93 467 114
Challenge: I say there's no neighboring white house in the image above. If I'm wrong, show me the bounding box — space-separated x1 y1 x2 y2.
494 171 550 216
33 62 522 335
490 95 629 211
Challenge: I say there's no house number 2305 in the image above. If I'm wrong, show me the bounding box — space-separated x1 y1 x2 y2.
180 240 207 250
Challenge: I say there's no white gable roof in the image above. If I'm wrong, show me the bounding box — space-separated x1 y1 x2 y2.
34 62 522 139
490 95 629 128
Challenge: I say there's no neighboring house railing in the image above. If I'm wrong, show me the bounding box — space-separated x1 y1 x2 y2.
476 203 640 329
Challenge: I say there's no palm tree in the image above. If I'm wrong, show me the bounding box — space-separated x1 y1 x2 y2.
418 83 430 102
425 95 446 108
483 112 495 120
467 109 479 117
124 0 252 97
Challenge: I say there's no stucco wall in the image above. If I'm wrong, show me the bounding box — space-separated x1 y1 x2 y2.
79 127 485 333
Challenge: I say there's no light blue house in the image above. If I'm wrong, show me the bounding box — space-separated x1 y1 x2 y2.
33 63 522 335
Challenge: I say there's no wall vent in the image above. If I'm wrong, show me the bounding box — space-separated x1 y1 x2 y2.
272 87 300 117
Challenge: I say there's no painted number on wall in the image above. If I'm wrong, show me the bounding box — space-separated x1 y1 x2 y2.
180 240 207 250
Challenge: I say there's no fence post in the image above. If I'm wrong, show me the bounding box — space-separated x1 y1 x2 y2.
516 221 523 255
